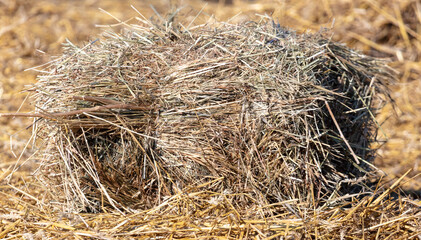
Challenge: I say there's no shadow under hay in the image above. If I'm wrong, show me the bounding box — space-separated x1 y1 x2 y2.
33 17 393 212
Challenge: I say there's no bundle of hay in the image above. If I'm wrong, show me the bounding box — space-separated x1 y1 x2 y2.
33 16 392 212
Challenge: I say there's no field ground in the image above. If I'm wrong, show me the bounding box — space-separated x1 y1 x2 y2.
0 0 420 238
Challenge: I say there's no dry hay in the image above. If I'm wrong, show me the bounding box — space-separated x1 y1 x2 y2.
1 173 420 239
31 15 393 213
1 1 420 239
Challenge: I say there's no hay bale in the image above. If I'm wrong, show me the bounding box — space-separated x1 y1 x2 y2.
33 17 392 212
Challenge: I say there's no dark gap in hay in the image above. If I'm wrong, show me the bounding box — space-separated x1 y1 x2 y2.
33 16 393 213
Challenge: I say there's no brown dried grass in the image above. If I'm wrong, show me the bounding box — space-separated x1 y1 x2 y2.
31 13 393 214
1 169 419 239
0 0 420 239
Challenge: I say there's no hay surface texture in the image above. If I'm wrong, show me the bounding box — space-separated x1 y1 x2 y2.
34 18 391 212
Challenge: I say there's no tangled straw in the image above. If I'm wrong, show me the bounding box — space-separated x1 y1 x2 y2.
33 16 393 213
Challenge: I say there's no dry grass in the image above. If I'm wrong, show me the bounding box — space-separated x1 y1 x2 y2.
266 0 421 191
31 14 392 213
1 173 420 239
0 0 420 239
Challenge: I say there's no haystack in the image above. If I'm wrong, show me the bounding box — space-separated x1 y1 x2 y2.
33 16 392 212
